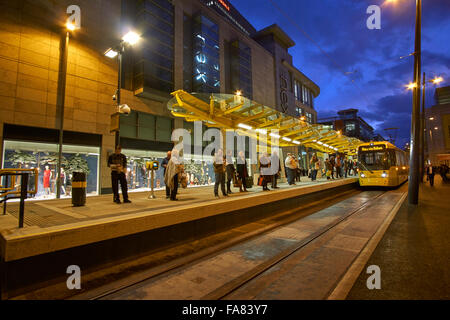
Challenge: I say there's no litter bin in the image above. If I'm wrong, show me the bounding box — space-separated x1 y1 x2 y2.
72 172 86 207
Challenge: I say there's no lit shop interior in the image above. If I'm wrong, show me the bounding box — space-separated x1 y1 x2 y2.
2 140 100 200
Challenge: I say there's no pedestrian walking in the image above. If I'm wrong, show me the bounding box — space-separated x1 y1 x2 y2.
236 151 248 192
271 151 281 189
161 151 172 199
213 149 228 198
108 145 131 204
164 149 183 201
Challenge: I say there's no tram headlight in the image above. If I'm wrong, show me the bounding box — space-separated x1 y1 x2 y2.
381 172 388 178
360 173 366 178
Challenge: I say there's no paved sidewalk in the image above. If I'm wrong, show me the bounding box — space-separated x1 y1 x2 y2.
347 176 450 299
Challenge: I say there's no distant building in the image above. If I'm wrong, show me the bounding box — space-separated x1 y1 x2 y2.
318 109 375 142
425 86 450 165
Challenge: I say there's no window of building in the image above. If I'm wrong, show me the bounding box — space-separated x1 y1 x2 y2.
302 85 309 105
120 111 173 142
345 123 356 133
306 112 313 124
294 80 301 101
230 40 253 98
2 141 100 200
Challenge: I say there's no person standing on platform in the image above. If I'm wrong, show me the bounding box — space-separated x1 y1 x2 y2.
285 153 296 185
226 149 235 195
259 152 271 191
236 151 248 193
213 149 228 198
164 150 183 201
325 158 333 180
161 151 172 199
426 163 436 187
329 156 336 179
108 145 131 204
344 159 348 178
335 155 342 178
271 151 281 189
310 153 319 181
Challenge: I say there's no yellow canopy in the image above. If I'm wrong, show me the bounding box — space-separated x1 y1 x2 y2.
168 90 362 155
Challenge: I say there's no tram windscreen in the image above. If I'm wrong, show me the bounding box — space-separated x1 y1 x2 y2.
358 145 391 171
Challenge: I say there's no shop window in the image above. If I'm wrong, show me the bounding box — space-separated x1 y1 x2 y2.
2 141 99 200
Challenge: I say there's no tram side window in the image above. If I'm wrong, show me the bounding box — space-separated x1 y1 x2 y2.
387 150 396 168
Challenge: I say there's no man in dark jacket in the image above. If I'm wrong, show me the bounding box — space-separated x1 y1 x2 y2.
213 149 228 198
226 149 235 194
236 151 248 192
108 145 131 204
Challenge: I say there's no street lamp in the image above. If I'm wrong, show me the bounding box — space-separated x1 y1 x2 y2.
105 31 141 148
56 21 76 199
419 74 445 182
388 0 422 205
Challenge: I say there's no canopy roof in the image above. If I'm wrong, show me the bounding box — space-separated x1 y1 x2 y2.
168 90 362 155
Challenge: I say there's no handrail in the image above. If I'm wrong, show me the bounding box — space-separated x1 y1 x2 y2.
0 168 39 228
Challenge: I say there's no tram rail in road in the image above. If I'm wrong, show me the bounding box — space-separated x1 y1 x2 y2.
76 185 406 300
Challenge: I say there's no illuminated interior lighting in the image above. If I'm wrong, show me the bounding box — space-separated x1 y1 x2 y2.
293 141 301 145
270 133 281 139
282 137 292 142
238 123 252 130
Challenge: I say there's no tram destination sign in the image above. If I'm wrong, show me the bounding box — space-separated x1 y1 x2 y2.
359 145 386 152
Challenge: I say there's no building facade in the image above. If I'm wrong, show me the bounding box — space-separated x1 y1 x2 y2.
318 109 375 143
425 86 450 165
0 0 320 199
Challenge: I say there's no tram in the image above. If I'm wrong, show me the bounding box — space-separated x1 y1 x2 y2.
357 141 409 187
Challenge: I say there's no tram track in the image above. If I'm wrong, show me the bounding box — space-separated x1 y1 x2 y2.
86 188 395 301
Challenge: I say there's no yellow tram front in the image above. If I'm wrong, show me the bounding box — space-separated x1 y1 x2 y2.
358 142 409 187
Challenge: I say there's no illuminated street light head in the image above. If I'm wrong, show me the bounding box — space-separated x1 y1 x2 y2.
235 90 242 96
104 48 118 59
406 82 417 90
66 21 76 31
431 76 444 85
122 31 140 46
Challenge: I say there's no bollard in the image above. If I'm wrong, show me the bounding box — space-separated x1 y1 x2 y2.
72 172 86 207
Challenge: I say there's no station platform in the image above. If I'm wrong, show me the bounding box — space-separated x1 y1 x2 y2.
0 177 359 299
0 177 358 262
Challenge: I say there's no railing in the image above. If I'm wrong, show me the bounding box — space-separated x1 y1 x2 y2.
0 168 38 228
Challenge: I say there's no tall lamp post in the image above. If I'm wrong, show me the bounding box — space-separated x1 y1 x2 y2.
55 22 76 199
104 31 140 149
419 75 444 182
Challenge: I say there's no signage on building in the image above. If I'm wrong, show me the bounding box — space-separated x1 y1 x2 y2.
218 0 230 11
280 75 289 113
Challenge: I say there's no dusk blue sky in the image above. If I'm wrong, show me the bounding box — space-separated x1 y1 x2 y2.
229 0 450 147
